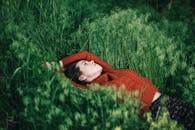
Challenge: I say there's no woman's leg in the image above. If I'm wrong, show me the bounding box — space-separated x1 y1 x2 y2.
149 95 195 130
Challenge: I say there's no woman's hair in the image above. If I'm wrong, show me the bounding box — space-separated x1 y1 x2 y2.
64 61 88 85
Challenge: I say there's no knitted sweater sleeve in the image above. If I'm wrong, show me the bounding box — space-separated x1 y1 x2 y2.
60 51 114 72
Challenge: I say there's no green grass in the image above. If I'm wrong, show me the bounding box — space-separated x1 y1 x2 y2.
0 0 194 129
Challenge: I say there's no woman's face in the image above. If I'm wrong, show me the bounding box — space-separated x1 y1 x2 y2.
76 60 103 82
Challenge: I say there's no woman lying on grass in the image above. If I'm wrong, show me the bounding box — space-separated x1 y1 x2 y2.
55 51 195 130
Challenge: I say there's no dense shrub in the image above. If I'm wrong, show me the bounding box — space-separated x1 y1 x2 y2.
2 32 148 129
0 0 194 129
2 33 183 129
72 9 184 92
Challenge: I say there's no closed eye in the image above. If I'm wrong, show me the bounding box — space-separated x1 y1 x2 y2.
83 61 88 66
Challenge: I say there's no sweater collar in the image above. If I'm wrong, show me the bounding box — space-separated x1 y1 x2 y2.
92 72 117 84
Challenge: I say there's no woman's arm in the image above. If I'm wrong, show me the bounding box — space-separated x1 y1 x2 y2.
60 51 115 72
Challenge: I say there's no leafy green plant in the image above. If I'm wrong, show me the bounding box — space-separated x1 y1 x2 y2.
72 9 184 92
0 0 194 129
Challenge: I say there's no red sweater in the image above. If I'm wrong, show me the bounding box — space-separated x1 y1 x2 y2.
60 51 158 114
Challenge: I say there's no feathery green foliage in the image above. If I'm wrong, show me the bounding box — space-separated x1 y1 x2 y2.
0 0 194 129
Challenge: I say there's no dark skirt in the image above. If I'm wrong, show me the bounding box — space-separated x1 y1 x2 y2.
149 95 195 130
